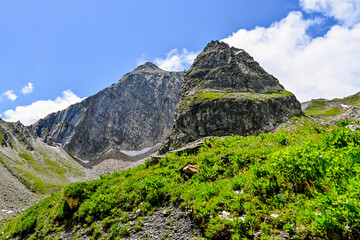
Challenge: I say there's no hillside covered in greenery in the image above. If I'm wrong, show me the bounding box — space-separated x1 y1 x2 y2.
1 117 360 239
303 92 360 119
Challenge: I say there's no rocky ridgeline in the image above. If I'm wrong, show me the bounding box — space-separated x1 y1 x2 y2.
32 63 184 162
161 40 302 153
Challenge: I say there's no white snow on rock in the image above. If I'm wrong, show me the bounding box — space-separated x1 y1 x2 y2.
120 143 161 156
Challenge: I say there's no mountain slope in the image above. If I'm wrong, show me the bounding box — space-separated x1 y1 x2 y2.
3 117 360 239
32 63 184 162
0 119 88 219
302 91 360 120
161 41 302 153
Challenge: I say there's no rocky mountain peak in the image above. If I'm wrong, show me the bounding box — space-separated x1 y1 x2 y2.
133 62 162 72
32 64 185 162
160 41 301 153
180 40 284 97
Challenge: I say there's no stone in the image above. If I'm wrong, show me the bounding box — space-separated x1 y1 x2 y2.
345 125 360 132
182 164 199 176
65 196 80 210
233 190 244 194
149 154 165 166
343 103 360 121
161 40 302 152
32 62 184 162
218 210 231 220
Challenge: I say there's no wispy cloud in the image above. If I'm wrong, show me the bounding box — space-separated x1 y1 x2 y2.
222 5 360 101
154 48 198 71
3 90 83 125
3 90 18 101
300 0 360 27
21 82 34 95
136 53 147 66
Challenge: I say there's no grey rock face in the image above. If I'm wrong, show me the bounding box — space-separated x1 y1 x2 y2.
161 41 302 153
180 40 284 97
32 62 184 161
343 103 360 120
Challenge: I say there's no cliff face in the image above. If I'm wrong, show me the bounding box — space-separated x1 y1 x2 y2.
32 63 184 161
161 41 302 153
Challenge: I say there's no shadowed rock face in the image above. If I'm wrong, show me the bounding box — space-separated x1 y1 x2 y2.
32 62 184 161
161 41 302 153
180 40 284 97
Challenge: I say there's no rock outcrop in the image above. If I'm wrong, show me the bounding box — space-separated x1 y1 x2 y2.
161 40 302 153
32 63 184 162
341 103 360 120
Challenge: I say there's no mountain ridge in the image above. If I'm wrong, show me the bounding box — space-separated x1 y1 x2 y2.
32 63 184 162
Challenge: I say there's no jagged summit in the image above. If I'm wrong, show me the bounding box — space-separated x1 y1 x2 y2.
161 40 301 153
133 62 162 72
180 40 284 97
33 63 185 162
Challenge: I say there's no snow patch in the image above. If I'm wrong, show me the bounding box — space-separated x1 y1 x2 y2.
341 104 349 108
75 157 90 163
105 149 113 155
120 143 161 156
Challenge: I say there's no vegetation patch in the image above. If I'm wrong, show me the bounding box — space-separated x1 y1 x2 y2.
2 118 360 239
306 107 342 117
181 90 294 107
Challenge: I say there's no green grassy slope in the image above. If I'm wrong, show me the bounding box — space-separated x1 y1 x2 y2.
0 120 85 194
1 117 360 239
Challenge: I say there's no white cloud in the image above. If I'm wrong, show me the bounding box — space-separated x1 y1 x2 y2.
154 48 198 71
21 82 34 94
3 90 83 126
3 90 18 101
300 0 360 27
222 11 360 102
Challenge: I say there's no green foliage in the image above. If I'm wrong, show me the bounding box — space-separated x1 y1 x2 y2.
19 152 34 161
64 181 99 199
2 119 360 239
306 107 341 117
336 117 352 127
309 100 325 108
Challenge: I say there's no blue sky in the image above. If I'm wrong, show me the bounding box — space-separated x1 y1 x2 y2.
1 0 359 125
